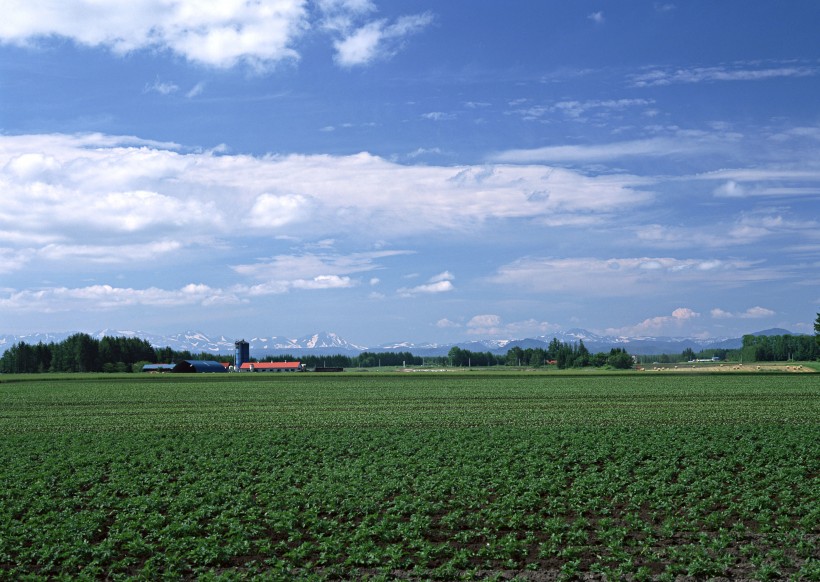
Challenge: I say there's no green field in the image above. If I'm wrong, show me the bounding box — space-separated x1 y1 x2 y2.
1 372 818 580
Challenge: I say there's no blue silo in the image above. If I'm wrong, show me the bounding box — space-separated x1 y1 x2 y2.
234 339 250 370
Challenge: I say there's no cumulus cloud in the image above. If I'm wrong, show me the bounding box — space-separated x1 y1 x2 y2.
248 193 311 228
588 11 605 24
0 0 309 69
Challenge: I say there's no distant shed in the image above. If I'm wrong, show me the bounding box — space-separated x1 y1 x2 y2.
173 360 228 373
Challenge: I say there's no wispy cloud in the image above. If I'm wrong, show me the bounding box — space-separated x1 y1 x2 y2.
489 257 785 297
587 11 605 24
510 98 654 122
631 62 818 87
491 137 703 163
325 7 434 68
186 82 205 98
144 78 179 95
634 212 818 248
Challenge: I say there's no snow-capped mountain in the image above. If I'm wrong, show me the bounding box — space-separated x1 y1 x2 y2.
0 328 801 357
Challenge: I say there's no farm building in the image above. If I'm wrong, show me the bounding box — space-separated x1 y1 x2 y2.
172 360 229 373
239 361 305 372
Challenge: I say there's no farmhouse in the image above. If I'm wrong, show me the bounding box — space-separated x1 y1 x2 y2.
239 361 305 373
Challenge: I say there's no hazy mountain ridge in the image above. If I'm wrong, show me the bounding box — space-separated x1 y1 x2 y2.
0 328 802 357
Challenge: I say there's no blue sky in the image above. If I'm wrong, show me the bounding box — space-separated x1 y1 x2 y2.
1 0 819 345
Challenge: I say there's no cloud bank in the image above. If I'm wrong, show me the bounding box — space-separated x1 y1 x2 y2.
0 133 651 273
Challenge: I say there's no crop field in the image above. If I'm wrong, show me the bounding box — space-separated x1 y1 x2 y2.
1 372 818 580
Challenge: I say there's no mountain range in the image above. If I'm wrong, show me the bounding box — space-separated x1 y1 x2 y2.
0 328 799 357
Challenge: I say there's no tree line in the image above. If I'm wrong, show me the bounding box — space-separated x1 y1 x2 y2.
0 334 226 374
739 333 818 362
5 325 816 374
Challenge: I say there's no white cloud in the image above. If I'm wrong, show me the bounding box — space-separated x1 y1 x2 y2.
491 137 703 163
635 212 819 249
0 133 651 275
0 0 310 69
713 180 745 197
436 318 461 329
330 11 434 67
631 63 817 87
290 275 354 290
0 283 242 312
465 314 558 338
38 240 183 264
233 250 409 281
588 11 605 24
399 272 455 297
489 256 784 296
400 280 454 296
248 193 311 228
711 306 775 319
144 78 179 95
428 271 454 283
671 307 699 320
186 82 206 98
422 112 456 121
467 314 502 329
603 308 700 337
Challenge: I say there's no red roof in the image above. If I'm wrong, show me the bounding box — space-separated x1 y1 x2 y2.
239 361 302 370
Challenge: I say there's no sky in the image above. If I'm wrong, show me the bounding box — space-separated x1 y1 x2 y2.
1 0 819 346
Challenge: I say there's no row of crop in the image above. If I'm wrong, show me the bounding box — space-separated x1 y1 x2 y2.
2 424 818 579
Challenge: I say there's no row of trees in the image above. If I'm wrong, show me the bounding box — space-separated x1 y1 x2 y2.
447 341 634 369
0 334 224 374
739 333 819 362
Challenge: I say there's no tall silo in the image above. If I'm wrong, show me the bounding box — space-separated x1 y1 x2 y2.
234 339 250 370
